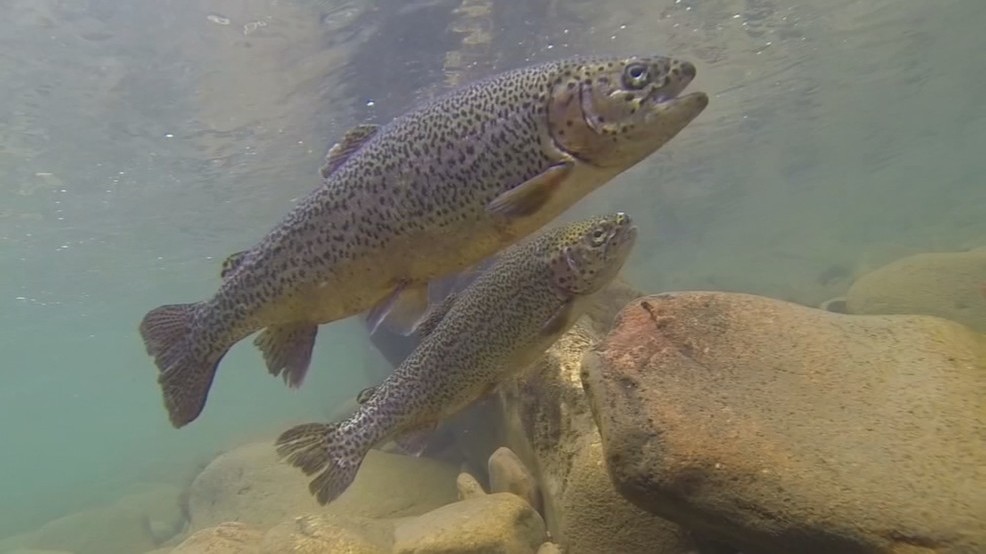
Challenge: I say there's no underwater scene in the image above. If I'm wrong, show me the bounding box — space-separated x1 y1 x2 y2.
1 0 984 553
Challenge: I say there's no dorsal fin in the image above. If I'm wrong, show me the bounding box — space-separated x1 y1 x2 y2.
411 259 494 337
220 250 249 280
319 124 380 179
413 291 459 338
356 385 376 404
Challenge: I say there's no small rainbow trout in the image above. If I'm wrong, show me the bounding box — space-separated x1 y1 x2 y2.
276 212 638 505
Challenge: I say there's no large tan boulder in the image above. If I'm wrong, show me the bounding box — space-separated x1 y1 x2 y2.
583 291 986 554
844 250 986 331
186 441 458 531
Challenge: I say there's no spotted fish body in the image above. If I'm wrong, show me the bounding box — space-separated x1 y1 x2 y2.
139 55 707 428
275 212 638 505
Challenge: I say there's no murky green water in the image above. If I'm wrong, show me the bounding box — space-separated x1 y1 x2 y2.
1 0 983 550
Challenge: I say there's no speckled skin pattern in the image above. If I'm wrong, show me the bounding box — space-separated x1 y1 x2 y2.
276 213 638 505
140 54 706 428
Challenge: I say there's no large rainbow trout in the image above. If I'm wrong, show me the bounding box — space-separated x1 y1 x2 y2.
139 55 707 428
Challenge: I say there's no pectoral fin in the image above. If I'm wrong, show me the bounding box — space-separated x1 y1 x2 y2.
540 299 577 337
366 281 430 336
486 162 573 219
220 250 249 280
320 124 380 179
355 385 377 404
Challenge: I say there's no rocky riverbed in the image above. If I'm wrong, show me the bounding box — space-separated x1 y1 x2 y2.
3 261 984 554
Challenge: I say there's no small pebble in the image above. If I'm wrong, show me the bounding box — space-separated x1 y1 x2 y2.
206 13 230 25
489 446 541 511
456 472 486 500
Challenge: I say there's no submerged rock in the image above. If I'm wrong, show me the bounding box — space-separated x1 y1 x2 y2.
392 493 545 554
456 472 487 500
583 291 986 554
161 489 553 553
488 447 541 512
498 321 699 554
260 514 390 553
169 522 261 554
844 250 986 331
0 484 185 554
161 491 551 554
2 550 76 554
185 441 458 532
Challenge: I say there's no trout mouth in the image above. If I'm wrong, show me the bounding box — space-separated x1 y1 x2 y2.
610 220 639 259
642 85 684 107
639 90 710 124
578 77 706 138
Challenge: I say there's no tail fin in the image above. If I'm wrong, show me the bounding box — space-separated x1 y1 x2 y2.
275 422 367 505
139 303 226 428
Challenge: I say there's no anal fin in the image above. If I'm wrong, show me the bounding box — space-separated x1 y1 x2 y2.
366 281 430 336
254 322 318 387
383 422 438 457
413 291 459 338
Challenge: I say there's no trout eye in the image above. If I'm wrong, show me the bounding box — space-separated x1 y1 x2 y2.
622 63 650 90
